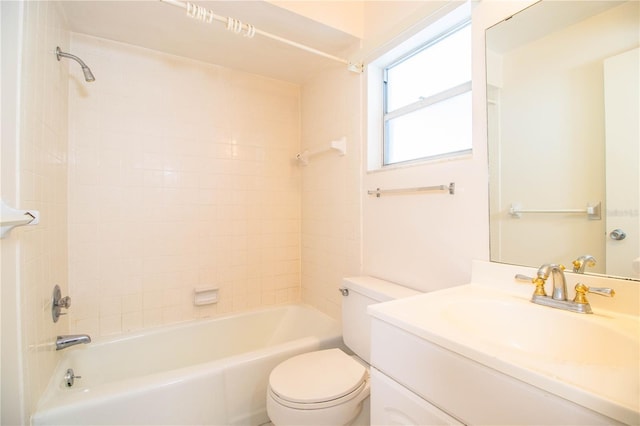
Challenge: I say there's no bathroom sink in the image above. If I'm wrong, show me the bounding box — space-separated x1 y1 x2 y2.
368 280 640 424
441 298 637 367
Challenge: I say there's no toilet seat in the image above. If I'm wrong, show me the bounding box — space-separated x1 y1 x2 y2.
268 348 368 409
269 380 368 410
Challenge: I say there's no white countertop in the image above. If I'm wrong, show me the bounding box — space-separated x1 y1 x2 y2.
367 261 640 425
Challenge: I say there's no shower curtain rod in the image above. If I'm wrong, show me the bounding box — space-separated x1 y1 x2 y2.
159 0 362 72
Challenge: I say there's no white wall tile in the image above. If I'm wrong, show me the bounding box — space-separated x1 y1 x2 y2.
16 0 71 415
67 34 301 337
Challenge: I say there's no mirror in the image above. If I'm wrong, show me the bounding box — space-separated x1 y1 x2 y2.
486 0 639 280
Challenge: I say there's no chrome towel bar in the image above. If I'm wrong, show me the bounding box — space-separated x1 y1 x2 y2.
509 202 601 220
367 182 455 198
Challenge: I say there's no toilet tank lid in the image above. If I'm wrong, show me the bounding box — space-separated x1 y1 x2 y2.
342 276 421 302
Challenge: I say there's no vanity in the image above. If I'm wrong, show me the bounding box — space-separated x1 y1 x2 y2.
368 260 640 425
365 1 639 423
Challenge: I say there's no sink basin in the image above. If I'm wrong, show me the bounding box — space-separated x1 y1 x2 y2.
441 298 637 366
367 281 640 424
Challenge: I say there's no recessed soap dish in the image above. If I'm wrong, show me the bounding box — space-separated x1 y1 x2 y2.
194 287 219 306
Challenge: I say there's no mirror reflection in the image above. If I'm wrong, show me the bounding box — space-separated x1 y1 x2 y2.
486 0 639 279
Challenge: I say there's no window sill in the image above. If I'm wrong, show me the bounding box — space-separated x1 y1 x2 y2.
366 149 472 174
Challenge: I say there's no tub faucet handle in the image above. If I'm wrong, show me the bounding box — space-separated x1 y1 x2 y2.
52 285 71 323
56 295 71 309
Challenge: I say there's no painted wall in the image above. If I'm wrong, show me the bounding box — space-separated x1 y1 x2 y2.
296 1 464 320
67 34 301 338
361 1 451 57
297 2 513 309
360 3 491 293
0 1 70 422
298 1 623 303
299 64 362 319
269 0 365 39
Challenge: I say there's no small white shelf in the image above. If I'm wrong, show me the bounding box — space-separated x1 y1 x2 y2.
295 137 346 166
1 200 40 238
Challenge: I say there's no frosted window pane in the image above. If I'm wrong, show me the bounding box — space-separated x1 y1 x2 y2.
385 91 471 165
387 25 471 112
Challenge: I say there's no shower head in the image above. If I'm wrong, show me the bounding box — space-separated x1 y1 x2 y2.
81 66 95 82
56 46 95 82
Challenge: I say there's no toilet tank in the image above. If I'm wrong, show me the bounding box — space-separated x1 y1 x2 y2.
341 276 420 364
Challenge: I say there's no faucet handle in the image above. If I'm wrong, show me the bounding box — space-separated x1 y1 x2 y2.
573 283 615 304
56 296 71 309
514 274 547 296
52 285 72 323
514 274 533 282
572 255 596 273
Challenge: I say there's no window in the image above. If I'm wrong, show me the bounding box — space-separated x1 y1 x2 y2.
382 22 472 166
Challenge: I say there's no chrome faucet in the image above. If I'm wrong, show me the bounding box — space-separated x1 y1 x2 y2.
56 334 91 351
572 255 596 273
536 263 567 300
515 263 614 314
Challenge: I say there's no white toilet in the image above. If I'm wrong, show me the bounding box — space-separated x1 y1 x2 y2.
266 276 420 426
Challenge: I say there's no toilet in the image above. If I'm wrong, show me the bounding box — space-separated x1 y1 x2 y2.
266 276 420 426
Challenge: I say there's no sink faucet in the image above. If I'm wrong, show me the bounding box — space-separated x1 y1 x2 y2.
572 255 596 273
516 263 615 314
56 334 91 351
536 263 567 300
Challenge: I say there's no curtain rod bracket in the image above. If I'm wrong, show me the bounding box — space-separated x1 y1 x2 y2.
347 62 364 73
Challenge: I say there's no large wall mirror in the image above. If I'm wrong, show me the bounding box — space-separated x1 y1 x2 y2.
486 0 639 280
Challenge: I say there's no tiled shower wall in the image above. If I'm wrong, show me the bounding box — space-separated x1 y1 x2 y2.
17 1 70 416
67 34 301 338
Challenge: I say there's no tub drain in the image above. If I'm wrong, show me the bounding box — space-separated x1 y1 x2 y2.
64 368 81 387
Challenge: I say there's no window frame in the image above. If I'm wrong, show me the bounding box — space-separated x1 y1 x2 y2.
380 20 472 167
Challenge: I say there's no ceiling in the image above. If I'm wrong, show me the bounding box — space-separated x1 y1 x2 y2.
60 0 361 83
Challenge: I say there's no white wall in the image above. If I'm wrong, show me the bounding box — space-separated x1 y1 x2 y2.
300 1 545 302
361 3 493 293
297 2 465 314
269 0 365 38
299 64 362 319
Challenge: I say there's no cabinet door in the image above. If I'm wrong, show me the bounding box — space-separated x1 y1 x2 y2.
370 368 463 426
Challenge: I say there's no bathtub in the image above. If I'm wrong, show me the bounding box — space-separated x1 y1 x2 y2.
32 304 342 425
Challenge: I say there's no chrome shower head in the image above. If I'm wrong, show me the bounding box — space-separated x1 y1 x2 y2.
56 46 95 82
81 66 95 82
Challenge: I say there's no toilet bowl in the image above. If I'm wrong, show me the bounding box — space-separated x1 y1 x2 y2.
267 349 370 426
266 276 420 426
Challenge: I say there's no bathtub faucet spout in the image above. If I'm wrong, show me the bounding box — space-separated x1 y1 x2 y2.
56 334 91 351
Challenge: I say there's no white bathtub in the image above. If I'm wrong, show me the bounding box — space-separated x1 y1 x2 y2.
32 304 342 426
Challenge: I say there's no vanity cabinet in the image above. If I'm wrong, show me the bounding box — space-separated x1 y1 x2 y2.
369 317 623 426
371 367 462 425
